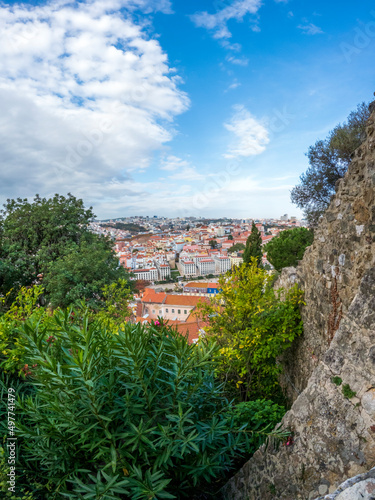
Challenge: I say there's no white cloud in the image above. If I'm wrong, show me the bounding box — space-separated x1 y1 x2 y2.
190 0 262 40
160 155 203 180
298 22 323 35
226 79 242 91
171 167 204 181
226 55 249 66
223 105 270 158
0 0 189 215
160 155 190 171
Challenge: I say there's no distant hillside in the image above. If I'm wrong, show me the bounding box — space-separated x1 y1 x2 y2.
99 222 147 233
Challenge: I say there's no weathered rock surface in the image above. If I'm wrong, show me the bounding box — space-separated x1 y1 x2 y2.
314 466 375 499
282 103 375 401
220 100 375 499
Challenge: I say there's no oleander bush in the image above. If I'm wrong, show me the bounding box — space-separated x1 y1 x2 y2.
0 309 287 499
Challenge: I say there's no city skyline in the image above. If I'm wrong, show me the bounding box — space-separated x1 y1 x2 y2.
0 0 374 218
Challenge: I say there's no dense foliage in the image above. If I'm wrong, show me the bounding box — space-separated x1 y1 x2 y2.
243 222 262 266
227 243 245 254
198 260 304 402
0 294 287 500
264 228 314 271
0 194 131 308
291 102 370 226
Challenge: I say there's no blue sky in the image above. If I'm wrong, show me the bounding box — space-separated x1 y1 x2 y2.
0 0 374 219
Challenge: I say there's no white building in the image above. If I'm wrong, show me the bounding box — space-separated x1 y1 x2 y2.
156 262 171 280
197 258 215 275
180 259 197 277
174 240 185 252
213 255 231 274
229 255 243 267
133 268 158 281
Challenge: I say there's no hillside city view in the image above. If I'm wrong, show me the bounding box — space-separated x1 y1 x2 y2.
0 0 375 499
92 215 302 280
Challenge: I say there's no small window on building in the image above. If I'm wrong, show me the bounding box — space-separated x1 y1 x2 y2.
178 309 181 314
184 310 187 315
172 309 175 313
166 308 169 313
152 310 155 314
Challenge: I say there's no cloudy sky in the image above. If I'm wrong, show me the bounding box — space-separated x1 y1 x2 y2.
0 0 374 219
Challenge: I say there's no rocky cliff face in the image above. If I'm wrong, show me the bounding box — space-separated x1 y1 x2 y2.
220 99 375 500
282 100 375 402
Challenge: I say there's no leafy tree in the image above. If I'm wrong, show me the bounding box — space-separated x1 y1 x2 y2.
264 228 314 271
0 194 130 307
134 280 151 294
227 243 245 254
291 102 370 226
243 222 262 266
227 235 233 241
43 238 129 309
198 260 304 402
0 304 288 500
209 239 218 249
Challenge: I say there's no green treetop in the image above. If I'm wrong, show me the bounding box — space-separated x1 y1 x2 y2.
243 222 262 266
291 102 370 227
264 227 314 271
0 193 131 308
227 242 245 253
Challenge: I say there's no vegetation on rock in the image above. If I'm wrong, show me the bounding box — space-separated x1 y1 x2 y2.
291 102 370 227
198 260 304 402
264 228 314 271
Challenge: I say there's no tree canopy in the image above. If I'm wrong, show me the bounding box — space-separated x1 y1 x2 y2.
243 222 262 266
227 242 245 254
291 102 370 226
0 193 131 307
264 228 314 271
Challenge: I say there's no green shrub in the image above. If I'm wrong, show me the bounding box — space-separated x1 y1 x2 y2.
0 311 288 499
198 260 304 402
331 376 342 386
226 400 285 453
342 384 356 399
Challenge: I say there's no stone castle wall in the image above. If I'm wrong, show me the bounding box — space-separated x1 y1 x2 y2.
220 99 375 499
282 100 375 401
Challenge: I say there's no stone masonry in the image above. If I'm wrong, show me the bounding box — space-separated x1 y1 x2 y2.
220 99 375 499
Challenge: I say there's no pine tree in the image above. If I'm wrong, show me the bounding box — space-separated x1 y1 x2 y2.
243 222 263 266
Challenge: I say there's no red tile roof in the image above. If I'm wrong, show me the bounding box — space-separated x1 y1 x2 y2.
174 322 201 343
164 295 208 307
184 282 209 288
142 288 167 304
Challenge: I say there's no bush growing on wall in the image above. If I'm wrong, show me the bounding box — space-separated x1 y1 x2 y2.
198 260 304 402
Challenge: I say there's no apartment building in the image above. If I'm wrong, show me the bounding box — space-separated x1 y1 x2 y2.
180 259 197 277
183 282 220 297
156 262 171 280
229 255 243 267
197 258 215 275
213 255 231 274
133 267 158 281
